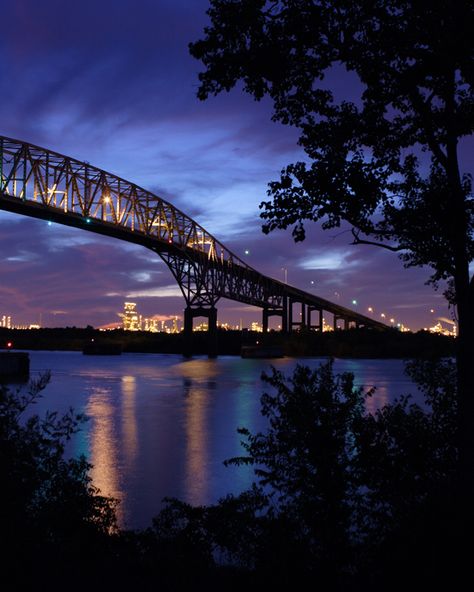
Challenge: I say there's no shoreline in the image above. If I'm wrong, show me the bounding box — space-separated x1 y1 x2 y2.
0 327 455 359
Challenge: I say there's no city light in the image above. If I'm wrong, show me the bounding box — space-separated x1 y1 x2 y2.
118 302 180 333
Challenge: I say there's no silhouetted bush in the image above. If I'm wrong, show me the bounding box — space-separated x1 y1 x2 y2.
147 359 459 589
1 360 459 590
0 374 118 589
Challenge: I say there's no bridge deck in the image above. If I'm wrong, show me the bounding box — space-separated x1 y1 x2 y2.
0 135 387 332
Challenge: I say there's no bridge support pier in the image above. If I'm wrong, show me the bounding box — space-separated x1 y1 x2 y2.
289 298 308 331
263 299 288 333
308 307 323 331
333 316 349 331
183 306 218 357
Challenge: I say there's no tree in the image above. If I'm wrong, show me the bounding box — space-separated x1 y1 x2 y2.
148 359 459 587
226 361 368 583
0 375 118 586
189 0 474 502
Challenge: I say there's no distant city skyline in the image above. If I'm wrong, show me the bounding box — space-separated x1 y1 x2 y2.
0 0 453 331
1 299 457 337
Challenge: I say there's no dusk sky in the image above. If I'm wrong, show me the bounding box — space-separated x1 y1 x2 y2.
0 0 452 331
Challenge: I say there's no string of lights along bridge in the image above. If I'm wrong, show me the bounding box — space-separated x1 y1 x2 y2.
0 134 387 339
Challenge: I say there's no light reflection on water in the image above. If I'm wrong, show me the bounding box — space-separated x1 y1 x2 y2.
26 352 416 530
184 382 210 506
86 387 124 524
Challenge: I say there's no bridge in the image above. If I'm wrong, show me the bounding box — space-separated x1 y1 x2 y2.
0 135 386 341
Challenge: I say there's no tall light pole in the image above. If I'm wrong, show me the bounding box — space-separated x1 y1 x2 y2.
281 267 288 284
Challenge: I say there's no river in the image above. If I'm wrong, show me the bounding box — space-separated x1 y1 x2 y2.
22 351 418 530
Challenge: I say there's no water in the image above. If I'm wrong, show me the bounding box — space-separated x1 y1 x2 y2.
21 351 417 530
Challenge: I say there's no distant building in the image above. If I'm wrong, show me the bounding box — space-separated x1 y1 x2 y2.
0 315 41 330
428 320 457 337
1 315 12 329
322 318 333 332
118 302 181 333
120 302 141 331
144 317 159 332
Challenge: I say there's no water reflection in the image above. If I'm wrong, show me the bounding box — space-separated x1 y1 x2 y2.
86 387 125 524
365 385 389 415
121 375 138 470
336 359 393 412
183 378 210 506
28 352 416 529
175 358 219 382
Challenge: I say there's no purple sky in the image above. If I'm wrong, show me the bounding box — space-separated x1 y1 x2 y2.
0 0 452 331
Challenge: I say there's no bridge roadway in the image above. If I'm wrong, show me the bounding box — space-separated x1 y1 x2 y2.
0 135 386 336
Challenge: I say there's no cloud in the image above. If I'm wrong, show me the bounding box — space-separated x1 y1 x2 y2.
0 0 452 330
130 272 152 283
126 285 183 298
299 249 361 271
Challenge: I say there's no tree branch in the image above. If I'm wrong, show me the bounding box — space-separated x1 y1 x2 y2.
409 88 449 169
351 228 403 252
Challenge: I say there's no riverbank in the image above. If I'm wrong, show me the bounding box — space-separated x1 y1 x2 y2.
0 326 454 358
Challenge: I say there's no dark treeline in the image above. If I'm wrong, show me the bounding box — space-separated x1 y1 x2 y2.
0 326 455 358
1 359 461 591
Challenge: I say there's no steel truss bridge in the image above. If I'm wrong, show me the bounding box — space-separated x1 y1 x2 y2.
0 135 386 339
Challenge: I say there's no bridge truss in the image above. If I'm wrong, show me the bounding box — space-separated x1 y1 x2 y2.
0 135 386 337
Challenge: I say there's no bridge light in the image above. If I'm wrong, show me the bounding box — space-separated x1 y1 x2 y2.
6 341 12 349
244 249 250 255
85 218 91 224
47 221 52 226
103 196 111 204
352 299 357 305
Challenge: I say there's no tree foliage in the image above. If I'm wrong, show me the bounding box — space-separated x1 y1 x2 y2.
148 359 458 588
0 375 118 586
0 361 459 588
190 0 474 286
226 362 367 576
190 0 474 510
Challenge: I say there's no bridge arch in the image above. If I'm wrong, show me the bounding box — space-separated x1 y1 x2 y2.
0 135 386 343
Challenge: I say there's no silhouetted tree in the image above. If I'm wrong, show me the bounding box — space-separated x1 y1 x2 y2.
189 0 474 512
0 375 117 588
226 362 367 582
148 359 459 588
